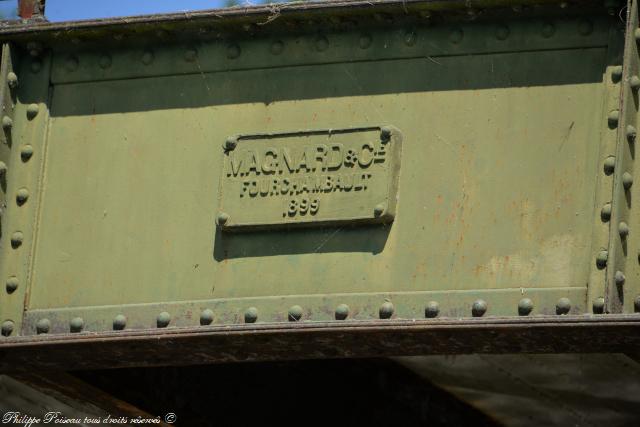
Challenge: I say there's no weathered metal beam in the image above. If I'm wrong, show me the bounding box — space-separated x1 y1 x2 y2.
0 315 639 371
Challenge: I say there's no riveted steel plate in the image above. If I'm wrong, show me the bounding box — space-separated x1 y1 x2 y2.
217 127 402 230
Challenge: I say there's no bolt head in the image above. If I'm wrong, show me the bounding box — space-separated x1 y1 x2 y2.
518 298 534 316
315 36 329 52
472 299 487 317
611 66 623 82
335 304 349 320
578 19 593 36
288 305 303 321
65 55 79 72
593 297 605 314
541 23 555 38
623 172 633 190
0 161 6 177
224 137 237 151
200 308 214 325
627 125 637 143
113 314 127 330
1 116 12 132
619 222 630 238
6 276 18 294
21 145 34 162
634 295 640 313
495 25 510 40
69 317 84 333
379 301 394 319
373 204 386 217
270 41 284 55
608 110 620 128
99 54 112 69
615 270 626 286
184 48 198 62
10 231 23 249
141 50 154 65
425 301 439 318
359 34 372 49
26 104 39 120
16 188 29 206
36 318 50 334
244 307 258 323
603 156 616 175
227 44 241 59
404 31 417 46
217 212 230 226
630 76 640 91
30 60 42 74
1 320 14 337
449 29 464 44
556 297 571 315
380 126 393 141
157 311 171 328
601 203 612 222
596 250 608 269
7 72 18 89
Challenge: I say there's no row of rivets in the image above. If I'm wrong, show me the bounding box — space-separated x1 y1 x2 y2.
56 20 597 74
31 297 579 334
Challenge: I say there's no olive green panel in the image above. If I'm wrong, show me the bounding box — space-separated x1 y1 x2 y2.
27 48 604 315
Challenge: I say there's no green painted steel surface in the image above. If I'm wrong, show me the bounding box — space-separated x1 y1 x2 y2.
0 0 637 339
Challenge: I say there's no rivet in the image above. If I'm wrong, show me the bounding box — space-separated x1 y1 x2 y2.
596 250 608 269
227 43 241 59
10 231 23 249
578 19 593 36
216 212 230 226
26 104 39 120
7 72 18 89
224 136 237 151
635 28 640 43
630 76 640 91
541 23 555 38
21 145 34 162
623 172 633 190
30 60 42 74
425 301 439 318
36 318 50 334
619 221 630 238
244 307 258 323
113 314 127 330
449 29 464 44
0 161 5 177
379 301 394 319
373 204 385 217
359 34 372 49
65 55 79 72
634 295 640 312
16 188 29 206
6 276 18 294
593 297 605 314
611 66 623 83
603 156 616 175
335 304 349 320
184 48 198 62
608 110 620 128
141 50 154 65
27 42 43 57
288 305 303 321
156 311 171 328
2 116 12 132
518 298 533 316
380 126 393 141
270 41 284 55
495 25 510 40
1 320 14 337
200 308 214 325
69 317 84 333
627 125 637 143
404 31 417 46
556 297 571 315
615 270 626 286
601 203 612 222
315 36 329 52
99 54 112 69
472 299 487 317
